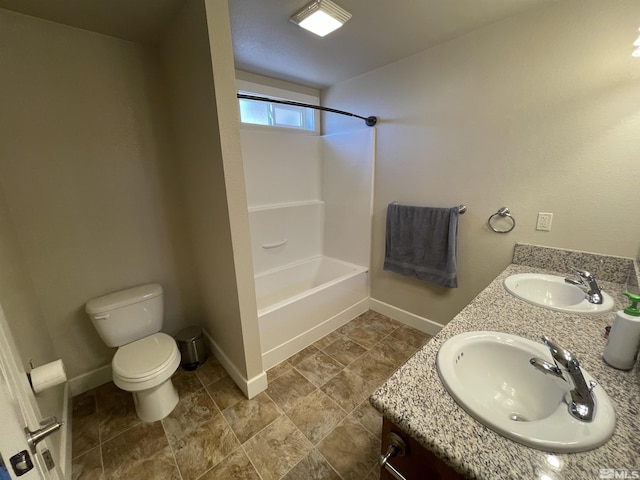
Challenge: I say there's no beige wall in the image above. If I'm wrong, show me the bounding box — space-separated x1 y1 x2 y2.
206 0 263 382
0 9 190 378
161 0 263 386
323 0 640 325
0 191 64 427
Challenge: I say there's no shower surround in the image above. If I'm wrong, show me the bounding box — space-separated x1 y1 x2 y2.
241 126 375 368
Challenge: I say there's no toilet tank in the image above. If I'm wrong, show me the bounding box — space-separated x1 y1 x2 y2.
85 283 163 347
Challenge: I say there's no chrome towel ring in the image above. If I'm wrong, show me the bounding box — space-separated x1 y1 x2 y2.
488 207 516 233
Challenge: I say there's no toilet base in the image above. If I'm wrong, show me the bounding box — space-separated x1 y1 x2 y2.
132 379 179 422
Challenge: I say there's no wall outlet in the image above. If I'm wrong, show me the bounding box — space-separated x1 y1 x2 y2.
536 212 553 231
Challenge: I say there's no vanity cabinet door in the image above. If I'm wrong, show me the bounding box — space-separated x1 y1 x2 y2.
380 418 465 480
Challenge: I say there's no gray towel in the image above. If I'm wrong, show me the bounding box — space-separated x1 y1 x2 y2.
384 204 459 288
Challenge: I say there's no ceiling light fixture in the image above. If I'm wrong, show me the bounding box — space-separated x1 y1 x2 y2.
633 28 640 57
290 0 352 37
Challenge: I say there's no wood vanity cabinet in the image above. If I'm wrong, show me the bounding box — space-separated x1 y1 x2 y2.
380 418 466 480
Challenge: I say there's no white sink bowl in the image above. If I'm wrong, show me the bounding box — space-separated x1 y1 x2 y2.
437 331 616 452
504 273 614 314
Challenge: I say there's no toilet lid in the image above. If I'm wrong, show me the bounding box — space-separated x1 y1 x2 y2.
113 332 179 381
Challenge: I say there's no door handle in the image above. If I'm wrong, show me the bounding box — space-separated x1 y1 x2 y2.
24 417 63 453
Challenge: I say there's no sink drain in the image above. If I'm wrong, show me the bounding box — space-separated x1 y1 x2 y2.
509 413 529 422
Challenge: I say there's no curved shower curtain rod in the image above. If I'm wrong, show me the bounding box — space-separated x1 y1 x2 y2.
236 94 378 127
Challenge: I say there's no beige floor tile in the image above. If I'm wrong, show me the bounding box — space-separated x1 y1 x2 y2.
222 392 281 443
72 389 97 420
287 389 347 445
352 400 383 439
346 350 397 391
282 449 341 480
337 316 367 336
375 334 419 366
362 311 402 336
101 422 172 478
71 391 99 458
345 325 387 349
320 369 370 413
244 415 313 480
317 415 380 480
287 345 320 366
365 464 382 480
173 414 240 480
96 382 140 442
266 361 293 383
198 447 260 480
72 420 100 461
194 357 228 386
390 325 432 349
72 446 103 480
313 330 343 350
323 337 368 366
162 388 218 449
295 351 344 387
266 368 316 412
107 446 180 480
172 369 204 398
206 375 246 411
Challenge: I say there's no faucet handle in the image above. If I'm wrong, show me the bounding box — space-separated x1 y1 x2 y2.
569 266 595 280
540 336 576 369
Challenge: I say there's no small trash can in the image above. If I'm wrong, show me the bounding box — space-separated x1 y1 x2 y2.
176 326 207 371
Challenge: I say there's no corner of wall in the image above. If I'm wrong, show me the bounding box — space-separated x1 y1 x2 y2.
202 328 267 398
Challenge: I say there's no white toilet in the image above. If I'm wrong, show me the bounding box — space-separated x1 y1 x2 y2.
85 283 181 422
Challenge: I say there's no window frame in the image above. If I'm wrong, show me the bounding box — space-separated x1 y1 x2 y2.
236 79 320 135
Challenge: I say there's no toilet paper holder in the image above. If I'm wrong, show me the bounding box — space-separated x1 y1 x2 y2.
27 359 67 395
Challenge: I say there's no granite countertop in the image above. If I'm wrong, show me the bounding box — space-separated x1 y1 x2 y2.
371 257 640 480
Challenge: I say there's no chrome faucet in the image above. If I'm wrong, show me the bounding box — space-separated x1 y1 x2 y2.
564 267 604 304
529 336 596 422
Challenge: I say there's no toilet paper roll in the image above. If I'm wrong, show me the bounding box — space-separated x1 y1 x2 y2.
30 359 67 393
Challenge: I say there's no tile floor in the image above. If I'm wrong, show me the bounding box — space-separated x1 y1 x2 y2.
71 310 432 480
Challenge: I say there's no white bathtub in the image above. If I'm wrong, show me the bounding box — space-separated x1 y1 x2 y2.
255 256 369 369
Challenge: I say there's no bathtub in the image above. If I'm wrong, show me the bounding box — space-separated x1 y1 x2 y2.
255 256 369 369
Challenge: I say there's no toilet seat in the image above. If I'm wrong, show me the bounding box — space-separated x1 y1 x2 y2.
112 332 180 391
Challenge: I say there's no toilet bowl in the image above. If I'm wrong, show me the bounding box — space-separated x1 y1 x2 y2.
85 284 181 422
112 332 181 422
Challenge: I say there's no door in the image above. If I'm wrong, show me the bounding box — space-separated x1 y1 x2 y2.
0 303 61 480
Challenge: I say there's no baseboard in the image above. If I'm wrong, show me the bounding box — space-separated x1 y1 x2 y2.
261 297 370 370
68 364 112 397
201 329 267 399
369 298 444 337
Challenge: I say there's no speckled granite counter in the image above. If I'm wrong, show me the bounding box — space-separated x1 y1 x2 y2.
371 245 640 480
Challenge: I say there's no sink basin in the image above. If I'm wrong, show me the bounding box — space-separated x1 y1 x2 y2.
436 331 616 452
504 273 614 314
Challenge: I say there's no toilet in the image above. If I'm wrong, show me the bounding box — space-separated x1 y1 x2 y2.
85 283 181 422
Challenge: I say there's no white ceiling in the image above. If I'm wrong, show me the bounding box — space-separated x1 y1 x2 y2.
228 0 553 89
0 0 552 89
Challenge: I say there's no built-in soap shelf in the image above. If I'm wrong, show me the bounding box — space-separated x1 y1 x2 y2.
248 199 324 213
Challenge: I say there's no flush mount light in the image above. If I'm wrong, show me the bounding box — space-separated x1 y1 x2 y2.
290 0 352 37
633 28 640 57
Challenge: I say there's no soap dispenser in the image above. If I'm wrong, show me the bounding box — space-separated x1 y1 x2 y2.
603 292 640 370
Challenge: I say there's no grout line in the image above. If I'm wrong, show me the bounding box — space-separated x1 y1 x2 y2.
159 418 184 480
240 442 265 480
206 390 265 480
226 391 285 447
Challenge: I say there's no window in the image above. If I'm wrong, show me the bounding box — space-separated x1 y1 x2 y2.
237 80 320 134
